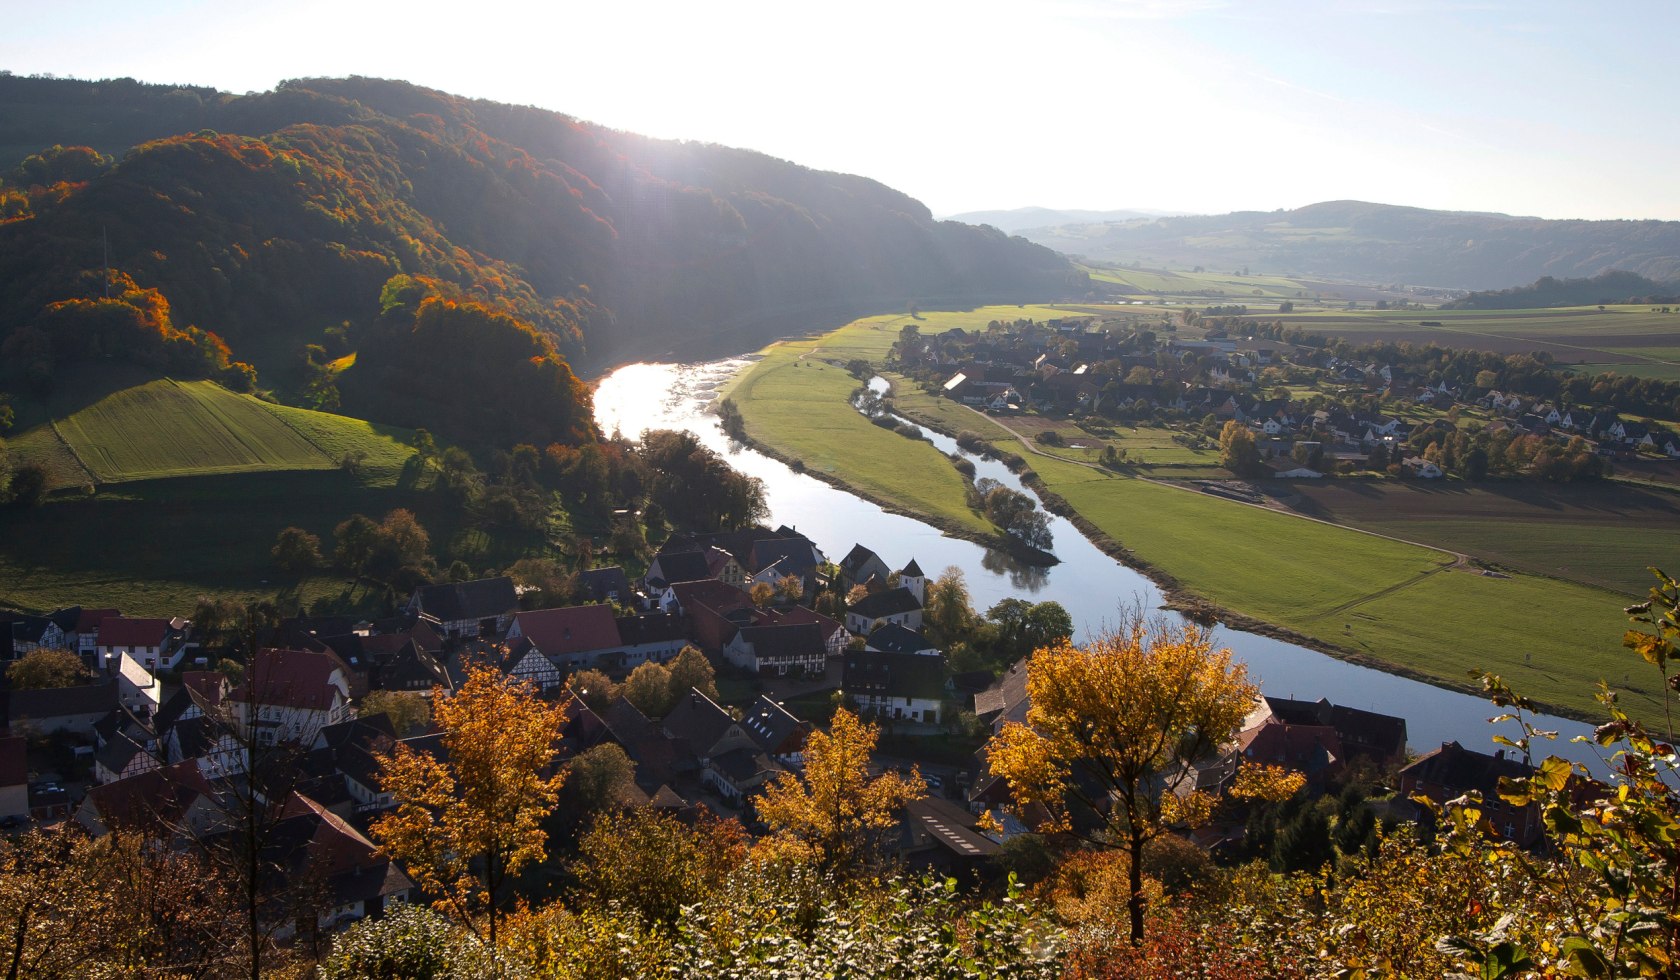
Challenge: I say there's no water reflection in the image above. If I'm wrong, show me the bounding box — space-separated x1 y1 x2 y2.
595 359 1607 773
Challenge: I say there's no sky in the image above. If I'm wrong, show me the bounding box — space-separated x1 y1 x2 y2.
5 0 1679 221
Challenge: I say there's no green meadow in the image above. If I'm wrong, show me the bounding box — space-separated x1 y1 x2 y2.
724 341 990 536
9 374 418 490
1027 455 1650 723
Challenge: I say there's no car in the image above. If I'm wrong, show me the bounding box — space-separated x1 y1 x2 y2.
923 774 943 790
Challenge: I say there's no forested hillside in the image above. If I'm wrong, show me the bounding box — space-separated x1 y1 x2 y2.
0 74 1075 446
1441 269 1680 309
1023 199 1680 290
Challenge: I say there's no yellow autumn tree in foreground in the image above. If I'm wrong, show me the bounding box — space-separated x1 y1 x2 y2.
757 707 924 874
372 664 568 947
986 619 1258 945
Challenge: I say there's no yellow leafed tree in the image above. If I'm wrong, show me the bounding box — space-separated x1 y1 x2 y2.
985 618 1257 944
756 707 923 875
372 664 568 947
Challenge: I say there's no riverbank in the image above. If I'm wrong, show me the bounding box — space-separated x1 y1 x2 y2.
722 311 1654 726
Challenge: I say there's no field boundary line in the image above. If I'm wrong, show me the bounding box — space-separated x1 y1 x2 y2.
48 418 101 486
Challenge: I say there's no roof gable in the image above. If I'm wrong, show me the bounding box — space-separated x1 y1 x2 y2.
511 605 622 656
412 577 517 622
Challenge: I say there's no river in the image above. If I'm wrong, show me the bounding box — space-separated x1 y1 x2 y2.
594 358 1607 773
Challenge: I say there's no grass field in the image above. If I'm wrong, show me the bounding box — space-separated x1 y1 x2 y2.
8 373 419 490
1273 305 1680 374
56 379 332 482
1279 480 1680 595
724 342 991 536
1027 455 1654 723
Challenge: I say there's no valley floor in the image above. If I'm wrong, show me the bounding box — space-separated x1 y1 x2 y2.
724 305 1662 725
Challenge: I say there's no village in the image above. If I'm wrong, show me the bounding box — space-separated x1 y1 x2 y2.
912 313 1680 481
0 518 1549 936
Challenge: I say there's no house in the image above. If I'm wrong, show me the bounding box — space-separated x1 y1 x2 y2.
1399 741 1542 847
230 648 354 746
845 587 924 636
372 639 451 693
665 579 759 653
615 613 689 668
838 544 894 592
6 679 120 738
1401 457 1444 479
1265 457 1322 479
745 537 824 593
972 660 1031 734
768 606 850 659
76 759 222 841
843 650 947 724
723 623 828 677
72 608 121 659
313 715 399 812
114 649 165 717
1236 703 1343 789
864 623 940 657
95 616 192 672
739 695 812 767
645 551 714 591
500 638 565 693
260 791 414 932
1260 696 1408 767
578 566 636 608
896 796 1002 878
407 577 519 639
93 724 163 786
7 609 76 658
662 688 783 803
507 605 624 672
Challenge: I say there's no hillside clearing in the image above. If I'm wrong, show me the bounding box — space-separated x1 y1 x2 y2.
9 376 419 489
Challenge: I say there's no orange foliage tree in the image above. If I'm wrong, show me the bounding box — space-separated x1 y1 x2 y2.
372 664 568 947
985 619 1258 945
756 707 923 875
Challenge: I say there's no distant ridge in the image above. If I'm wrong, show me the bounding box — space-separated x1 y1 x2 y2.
945 206 1192 235
1009 199 1680 291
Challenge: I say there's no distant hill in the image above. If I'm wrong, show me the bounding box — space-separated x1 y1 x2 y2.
1441 270 1680 310
945 206 1190 235
0 75 1078 447
1014 200 1680 291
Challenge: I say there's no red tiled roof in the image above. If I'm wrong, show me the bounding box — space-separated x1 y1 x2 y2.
670 579 754 616
236 648 345 712
97 617 171 649
511 605 622 657
181 671 227 709
86 760 213 832
75 608 121 634
770 605 843 636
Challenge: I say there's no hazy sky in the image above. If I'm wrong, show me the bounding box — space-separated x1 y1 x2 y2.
6 0 1678 221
